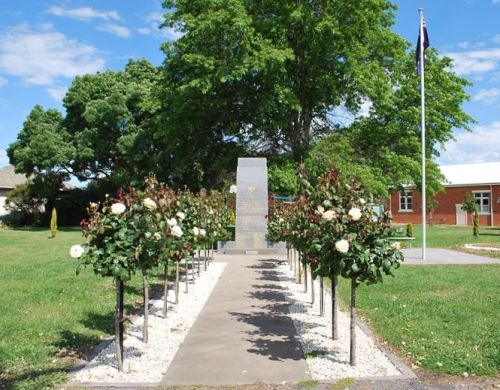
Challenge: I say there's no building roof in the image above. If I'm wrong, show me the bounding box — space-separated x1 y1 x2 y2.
441 162 500 186
0 165 27 189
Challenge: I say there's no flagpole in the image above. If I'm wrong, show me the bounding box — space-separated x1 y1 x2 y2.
419 8 426 260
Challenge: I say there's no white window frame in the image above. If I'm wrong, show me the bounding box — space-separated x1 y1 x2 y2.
472 190 491 215
399 191 413 212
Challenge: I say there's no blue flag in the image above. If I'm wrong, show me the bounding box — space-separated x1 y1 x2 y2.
416 16 429 75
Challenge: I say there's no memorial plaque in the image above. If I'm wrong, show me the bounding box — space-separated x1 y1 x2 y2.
235 158 268 249
219 157 285 254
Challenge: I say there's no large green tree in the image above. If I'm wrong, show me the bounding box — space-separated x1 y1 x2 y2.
344 49 474 197
8 59 161 190
63 58 161 186
161 0 406 162
160 0 473 194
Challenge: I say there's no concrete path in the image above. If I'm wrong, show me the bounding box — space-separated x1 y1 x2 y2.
402 248 499 264
161 254 311 385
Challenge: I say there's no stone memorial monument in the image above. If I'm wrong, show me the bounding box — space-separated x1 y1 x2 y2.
219 157 283 254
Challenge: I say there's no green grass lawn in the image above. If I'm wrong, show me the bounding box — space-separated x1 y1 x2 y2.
0 228 167 389
338 265 500 377
392 224 500 248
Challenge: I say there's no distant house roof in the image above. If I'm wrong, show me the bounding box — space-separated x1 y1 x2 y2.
0 165 28 189
441 162 500 186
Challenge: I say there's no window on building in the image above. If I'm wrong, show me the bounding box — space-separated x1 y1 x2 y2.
473 191 490 214
399 192 413 211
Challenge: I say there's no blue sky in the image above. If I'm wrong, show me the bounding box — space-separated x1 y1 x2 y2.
0 0 499 169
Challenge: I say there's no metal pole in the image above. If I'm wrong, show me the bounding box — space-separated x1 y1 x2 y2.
419 8 427 260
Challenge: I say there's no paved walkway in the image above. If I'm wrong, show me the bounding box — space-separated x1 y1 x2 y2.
402 248 499 264
161 254 310 385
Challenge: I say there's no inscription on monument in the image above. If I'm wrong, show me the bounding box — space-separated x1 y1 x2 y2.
235 158 268 250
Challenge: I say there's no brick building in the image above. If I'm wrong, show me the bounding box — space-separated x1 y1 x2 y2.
390 162 500 227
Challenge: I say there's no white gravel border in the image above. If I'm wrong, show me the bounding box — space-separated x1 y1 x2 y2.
277 263 403 379
69 261 227 384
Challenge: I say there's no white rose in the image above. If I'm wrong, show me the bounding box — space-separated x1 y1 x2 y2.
316 205 325 215
153 232 161 241
348 207 362 221
171 225 183 237
142 197 157 210
199 228 206 237
359 198 366 205
111 203 126 215
229 184 237 194
391 241 401 250
167 218 177 227
89 202 98 209
70 244 84 258
144 232 152 239
218 223 222 228
322 210 335 221
192 227 200 236
335 239 349 254
176 211 186 220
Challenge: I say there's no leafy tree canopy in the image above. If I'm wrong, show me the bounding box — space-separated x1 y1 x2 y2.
161 0 406 162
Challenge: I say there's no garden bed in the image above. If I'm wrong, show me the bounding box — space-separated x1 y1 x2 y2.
277 263 408 380
68 262 226 384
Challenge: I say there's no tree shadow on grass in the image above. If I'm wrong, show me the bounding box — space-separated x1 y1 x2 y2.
54 330 103 361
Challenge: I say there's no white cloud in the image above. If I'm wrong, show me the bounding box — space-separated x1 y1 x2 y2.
0 76 7 87
137 27 151 35
97 23 131 38
144 12 183 40
47 6 121 21
458 41 469 49
445 48 500 75
473 88 500 104
439 122 500 164
47 86 66 101
0 149 9 167
0 24 105 86
494 34 500 44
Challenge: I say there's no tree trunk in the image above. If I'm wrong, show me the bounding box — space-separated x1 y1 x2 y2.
204 246 207 271
310 271 315 305
143 274 149 343
115 279 124 371
162 263 168 317
350 276 357 366
175 261 180 304
197 249 201 276
304 262 308 293
185 257 189 293
331 274 338 340
287 246 292 270
191 256 195 283
319 277 324 316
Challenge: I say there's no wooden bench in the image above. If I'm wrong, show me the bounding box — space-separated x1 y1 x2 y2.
388 236 416 248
